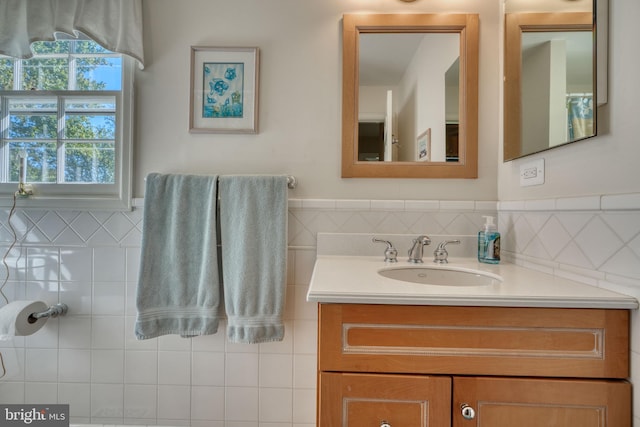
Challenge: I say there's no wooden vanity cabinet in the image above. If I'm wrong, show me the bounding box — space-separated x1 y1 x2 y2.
317 304 631 426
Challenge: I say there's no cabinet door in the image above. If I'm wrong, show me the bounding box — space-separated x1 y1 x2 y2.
453 376 630 427
320 372 451 427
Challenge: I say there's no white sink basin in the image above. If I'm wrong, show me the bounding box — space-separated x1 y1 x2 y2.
378 266 503 287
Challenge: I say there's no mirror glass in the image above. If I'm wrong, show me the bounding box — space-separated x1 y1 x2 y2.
358 33 460 163
342 14 479 178
504 0 596 161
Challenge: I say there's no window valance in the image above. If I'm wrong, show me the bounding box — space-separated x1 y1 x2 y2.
0 0 144 68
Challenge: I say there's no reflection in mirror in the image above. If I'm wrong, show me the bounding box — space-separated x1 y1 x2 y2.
445 58 460 161
342 14 479 178
503 1 597 161
358 33 460 163
521 31 593 153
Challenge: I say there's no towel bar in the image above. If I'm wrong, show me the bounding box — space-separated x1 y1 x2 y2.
144 174 297 189
286 176 297 189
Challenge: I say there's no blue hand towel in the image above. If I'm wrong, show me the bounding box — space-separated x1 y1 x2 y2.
219 175 288 343
135 173 222 339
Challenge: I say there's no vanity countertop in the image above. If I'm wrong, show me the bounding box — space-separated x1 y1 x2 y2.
307 256 639 309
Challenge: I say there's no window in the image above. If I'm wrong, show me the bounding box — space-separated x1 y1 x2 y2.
0 37 133 210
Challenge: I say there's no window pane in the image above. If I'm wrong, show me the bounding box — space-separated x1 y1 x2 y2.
73 40 110 54
8 98 57 112
65 98 116 112
65 115 115 139
76 57 122 90
9 114 57 139
0 57 14 89
65 142 115 183
8 142 57 183
21 58 70 90
31 41 70 55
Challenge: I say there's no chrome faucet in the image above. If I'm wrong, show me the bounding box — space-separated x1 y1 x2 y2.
433 240 461 264
408 235 431 263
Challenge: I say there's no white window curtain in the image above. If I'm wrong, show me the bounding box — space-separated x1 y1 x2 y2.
0 0 144 68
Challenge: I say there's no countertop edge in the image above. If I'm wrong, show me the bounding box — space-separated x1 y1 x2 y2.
306 291 639 309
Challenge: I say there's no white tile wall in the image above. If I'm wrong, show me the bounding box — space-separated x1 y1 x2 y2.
1 196 638 426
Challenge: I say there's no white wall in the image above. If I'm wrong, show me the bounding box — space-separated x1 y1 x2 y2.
359 85 397 121
136 0 500 201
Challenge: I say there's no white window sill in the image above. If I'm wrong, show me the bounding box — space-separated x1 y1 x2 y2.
0 193 132 211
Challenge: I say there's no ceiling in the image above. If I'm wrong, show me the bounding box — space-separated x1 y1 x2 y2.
358 33 425 86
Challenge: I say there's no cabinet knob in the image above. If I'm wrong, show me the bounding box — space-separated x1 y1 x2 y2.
461 403 476 420
380 421 391 427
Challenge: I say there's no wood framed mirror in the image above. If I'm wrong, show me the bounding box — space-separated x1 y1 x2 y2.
503 7 597 161
341 14 479 179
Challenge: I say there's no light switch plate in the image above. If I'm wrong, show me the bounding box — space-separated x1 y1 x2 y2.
520 158 545 186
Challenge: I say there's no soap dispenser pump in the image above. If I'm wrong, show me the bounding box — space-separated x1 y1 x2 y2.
478 215 500 264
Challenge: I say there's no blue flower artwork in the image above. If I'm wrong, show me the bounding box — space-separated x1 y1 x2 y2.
202 62 244 118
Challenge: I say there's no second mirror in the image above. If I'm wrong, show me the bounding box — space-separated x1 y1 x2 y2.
503 4 596 161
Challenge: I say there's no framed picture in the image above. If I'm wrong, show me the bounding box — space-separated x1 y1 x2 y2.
417 128 431 161
189 46 259 133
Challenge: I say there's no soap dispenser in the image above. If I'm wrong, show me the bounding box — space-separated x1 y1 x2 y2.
478 215 500 264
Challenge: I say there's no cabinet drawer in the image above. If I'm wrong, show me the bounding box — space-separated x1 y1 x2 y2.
318 304 629 378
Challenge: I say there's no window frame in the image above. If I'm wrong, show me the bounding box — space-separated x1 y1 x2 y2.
0 49 134 211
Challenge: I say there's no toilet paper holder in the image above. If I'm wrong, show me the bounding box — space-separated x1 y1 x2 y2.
27 303 68 323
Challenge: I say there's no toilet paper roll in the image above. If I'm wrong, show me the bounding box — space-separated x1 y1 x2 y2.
0 300 49 337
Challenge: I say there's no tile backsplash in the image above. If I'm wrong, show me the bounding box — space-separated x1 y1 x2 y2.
499 196 640 291
0 196 639 426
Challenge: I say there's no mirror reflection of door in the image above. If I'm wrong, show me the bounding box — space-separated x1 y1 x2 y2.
445 58 460 162
358 33 460 163
357 121 384 161
384 90 393 161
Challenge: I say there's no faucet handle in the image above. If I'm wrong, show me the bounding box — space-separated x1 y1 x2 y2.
433 239 461 264
373 238 398 263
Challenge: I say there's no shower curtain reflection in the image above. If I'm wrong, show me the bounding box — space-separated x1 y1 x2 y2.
567 94 593 141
